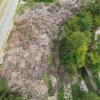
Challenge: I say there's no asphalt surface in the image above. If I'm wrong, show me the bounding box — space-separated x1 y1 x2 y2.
0 0 19 50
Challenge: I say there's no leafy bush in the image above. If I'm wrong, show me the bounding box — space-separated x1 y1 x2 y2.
61 0 100 75
64 17 80 34
57 88 64 100
76 11 93 32
86 0 100 28
96 42 100 54
57 85 64 100
71 84 100 100
0 79 23 100
61 32 91 74
89 52 100 66
94 14 100 27
86 0 100 16
64 10 93 33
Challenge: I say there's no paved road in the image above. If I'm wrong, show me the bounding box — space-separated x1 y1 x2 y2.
0 0 19 50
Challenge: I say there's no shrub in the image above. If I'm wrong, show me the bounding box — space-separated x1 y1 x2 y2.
71 84 100 100
61 32 91 74
0 80 23 100
94 14 100 27
64 17 80 34
76 11 93 32
57 85 64 100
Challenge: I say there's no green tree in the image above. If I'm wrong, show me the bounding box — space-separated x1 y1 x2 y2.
94 14 100 27
64 17 80 34
61 32 91 74
76 11 93 32
86 0 100 16
64 11 93 34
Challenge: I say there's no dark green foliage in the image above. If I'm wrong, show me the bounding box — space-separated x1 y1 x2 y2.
0 80 23 100
60 0 100 99
96 42 100 54
61 32 91 74
71 84 100 100
57 88 65 100
57 85 65 100
64 10 93 33
86 0 100 16
89 52 100 66
94 76 100 89
71 84 86 100
94 15 100 27
64 17 80 34
86 0 100 28
61 0 100 74
89 44 100 89
76 11 93 32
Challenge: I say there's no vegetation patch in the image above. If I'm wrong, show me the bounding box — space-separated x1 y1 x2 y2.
42 72 50 87
15 0 56 16
0 79 23 100
60 0 100 98
71 84 100 100
57 80 64 100
61 0 100 74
